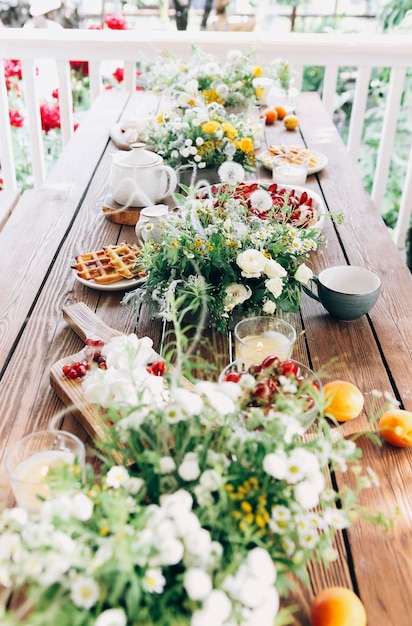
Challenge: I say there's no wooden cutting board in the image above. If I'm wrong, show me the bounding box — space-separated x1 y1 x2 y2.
50 302 138 440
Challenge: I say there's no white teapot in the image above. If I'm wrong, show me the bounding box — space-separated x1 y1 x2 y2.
110 142 177 207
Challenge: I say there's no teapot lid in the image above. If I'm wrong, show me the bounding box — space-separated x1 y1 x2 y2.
120 142 162 167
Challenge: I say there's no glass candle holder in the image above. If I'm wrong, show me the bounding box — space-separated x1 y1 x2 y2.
234 316 297 369
272 154 309 186
5 430 86 515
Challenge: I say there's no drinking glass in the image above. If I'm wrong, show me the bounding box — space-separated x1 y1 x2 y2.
5 430 86 515
234 316 296 368
272 154 309 186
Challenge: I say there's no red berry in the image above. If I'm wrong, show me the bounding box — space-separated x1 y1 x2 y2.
149 361 166 376
224 372 242 383
277 360 299 377
261 355 280 370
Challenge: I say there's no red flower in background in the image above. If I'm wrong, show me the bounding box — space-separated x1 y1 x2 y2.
52 88 59 100
104 14 128 30
112 67 124 83
70 61 89 76
4 59 22 80
9 109 24 127
40 103 61 133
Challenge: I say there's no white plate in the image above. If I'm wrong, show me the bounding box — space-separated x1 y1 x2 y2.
259 148 328 175
74 272 146 292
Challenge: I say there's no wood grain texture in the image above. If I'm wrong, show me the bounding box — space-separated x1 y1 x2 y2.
2 91 412 625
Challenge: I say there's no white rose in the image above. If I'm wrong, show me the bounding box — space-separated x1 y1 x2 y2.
237 249 266 278
265 277 284 298
264 258 287 279
184 568 212 601
262 299 276 314
295 263 314 285
225 283 252 305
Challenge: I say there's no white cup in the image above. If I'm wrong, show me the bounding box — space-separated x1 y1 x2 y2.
135 204 169 244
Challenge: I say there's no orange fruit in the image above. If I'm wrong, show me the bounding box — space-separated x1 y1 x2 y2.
283 114 299 130
379 409 412 447
323 380 364 422
274 105 287 120
311 587 367 626
262 108 278 125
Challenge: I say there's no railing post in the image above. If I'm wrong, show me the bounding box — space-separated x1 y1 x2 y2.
20 58 46 188
0 60 17 192
371 66 406 211
347 65 371 162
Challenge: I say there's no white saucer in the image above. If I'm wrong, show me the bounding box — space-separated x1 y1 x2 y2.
259 148 328 175
74 272 146 292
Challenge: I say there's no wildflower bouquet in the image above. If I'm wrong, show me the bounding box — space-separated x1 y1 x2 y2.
142 46 270 110
0 317 391 626
142 103 256 174
133 162 325 333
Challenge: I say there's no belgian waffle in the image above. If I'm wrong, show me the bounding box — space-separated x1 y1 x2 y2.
72 242 145 285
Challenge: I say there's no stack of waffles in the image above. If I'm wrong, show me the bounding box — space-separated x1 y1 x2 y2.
72 242 145 285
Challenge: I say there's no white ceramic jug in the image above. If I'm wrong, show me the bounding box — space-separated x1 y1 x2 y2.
135 204 170 244
110 143 177 207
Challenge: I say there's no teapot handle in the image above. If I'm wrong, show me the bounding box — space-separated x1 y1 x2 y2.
157 165 177 198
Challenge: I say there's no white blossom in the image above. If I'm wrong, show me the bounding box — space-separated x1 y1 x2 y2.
70 576 99 609
95 608 127 626
184 568 212 600
237 249 266 278
265 276 284 298
294 263 313 284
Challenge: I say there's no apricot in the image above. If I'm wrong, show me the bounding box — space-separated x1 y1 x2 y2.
379 409 412 447
262 108 278 125
274 105 287 120
311 587 367 626
323 380 364 422
283 114 299 130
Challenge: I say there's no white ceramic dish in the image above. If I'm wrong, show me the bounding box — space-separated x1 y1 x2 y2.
259 148 328 175
74 272 146 292
198 181 326 231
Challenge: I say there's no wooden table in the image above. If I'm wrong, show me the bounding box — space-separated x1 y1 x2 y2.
1 89 412 625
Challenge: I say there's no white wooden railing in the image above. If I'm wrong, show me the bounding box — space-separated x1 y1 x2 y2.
0 29 411 256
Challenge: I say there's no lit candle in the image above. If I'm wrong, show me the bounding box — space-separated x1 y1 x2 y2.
11 450 76 515
5 430 85 515
235 329 293 367
272 162 308 186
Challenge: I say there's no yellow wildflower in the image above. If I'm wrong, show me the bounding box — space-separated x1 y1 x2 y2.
222 122 238 139
202 121 220 134
253 65 263 77
239 137 254 153
241 501 253 513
